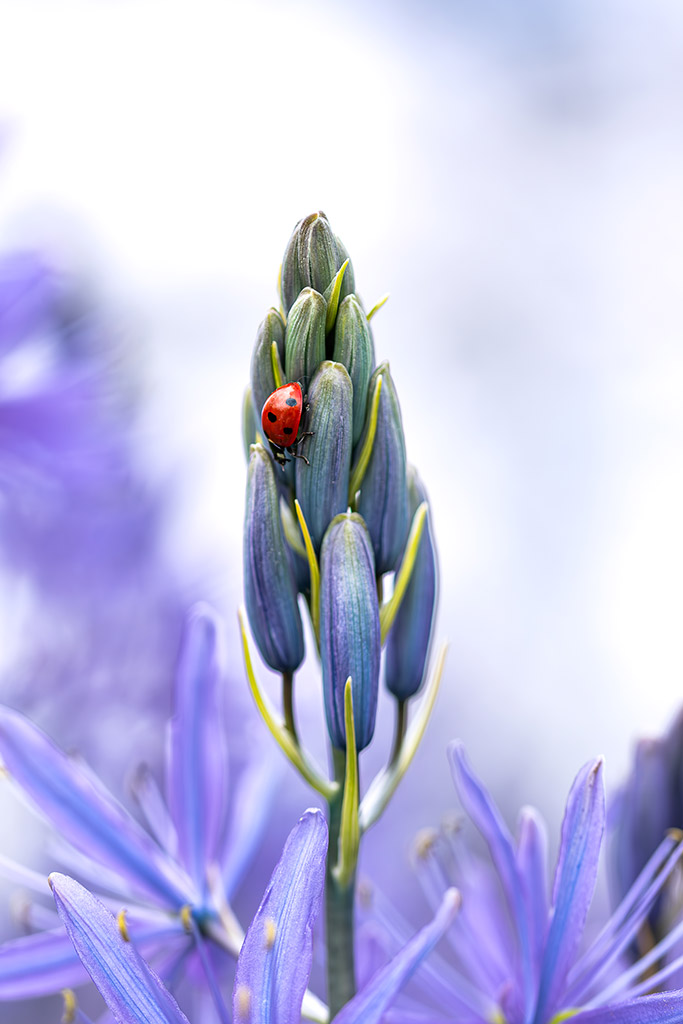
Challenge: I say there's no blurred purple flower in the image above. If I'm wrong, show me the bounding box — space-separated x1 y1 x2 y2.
47 810 459 1023
366 744 683 1023
0 605 275 1019
610 710 683 958
0 246 191 785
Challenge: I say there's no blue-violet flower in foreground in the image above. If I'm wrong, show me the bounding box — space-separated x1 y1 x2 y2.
49 810 459 1024
0 605 273 1016
376 744 683 1024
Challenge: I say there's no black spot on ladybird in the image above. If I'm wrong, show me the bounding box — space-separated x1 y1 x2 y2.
268 411 277 422
285 397 297 407
283 426 293 435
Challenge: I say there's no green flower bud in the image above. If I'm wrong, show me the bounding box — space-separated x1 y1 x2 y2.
244 444 304 673
284 287 326 388
295 361 353 552
333 295 375 445
355 362 409 574
385 468 438 700
250 308 285 425
280 211 353 314
320 513 380 751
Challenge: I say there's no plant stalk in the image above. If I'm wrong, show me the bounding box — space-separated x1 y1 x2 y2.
326 747 356 1016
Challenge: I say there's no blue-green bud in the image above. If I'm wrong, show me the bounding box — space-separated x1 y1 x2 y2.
295 361 352 552
244 444 304 673
355 362 409 574
250 308 285 425
385 468 438 700
280 211 353 314
284 287 326 387
334 235 356 297
320 513 380 750
333 295 375 446
242 387 257 461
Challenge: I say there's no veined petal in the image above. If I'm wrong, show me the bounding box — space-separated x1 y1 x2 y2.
516 806 549 982
0 704 192 908
232 809 328 1024
569 990 683 1024
50 873 191 1024
333 889 460 1024
167 605 229 897
534 759 604 1024
448 742 534 1015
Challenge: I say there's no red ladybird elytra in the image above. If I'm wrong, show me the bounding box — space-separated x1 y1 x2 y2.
261 382 314 468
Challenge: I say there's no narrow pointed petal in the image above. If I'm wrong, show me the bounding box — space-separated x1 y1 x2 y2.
221 743 280 900
569 991 683 1024
167 605 229 897
333 889 460 1024
0 704 192 908
448 742 534 1015
534 759 605 1024
50 874 191 1024
233 809 328 1024
516 806 549 979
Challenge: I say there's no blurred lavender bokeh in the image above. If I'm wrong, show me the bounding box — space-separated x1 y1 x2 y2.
0 0 681 975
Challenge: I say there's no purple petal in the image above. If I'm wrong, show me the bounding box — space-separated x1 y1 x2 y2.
232 809 328 1024
0 914 184 1000
534 759 605 1024
221 742 280 900
516 806 549 982
167 605 230 896
0 704 192 908
333 889 460 1024
570 991 683 1024
0 927 89 998
0 250 57 354
448 742 533 1014
50 873 191 1024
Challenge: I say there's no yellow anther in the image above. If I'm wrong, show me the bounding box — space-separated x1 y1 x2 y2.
117 909 130 942
180 904 193 933
549 1011 579 1024
413 827 438 860
61 988 77 1024
667 827 683 842
264 917 277 950
235 983 251 1020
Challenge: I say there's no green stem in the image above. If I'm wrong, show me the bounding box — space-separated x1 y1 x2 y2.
282 671 297 740
326 748 356 1016
389 699 407 767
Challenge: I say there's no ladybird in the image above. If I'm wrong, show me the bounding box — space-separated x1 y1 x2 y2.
261 382 313 468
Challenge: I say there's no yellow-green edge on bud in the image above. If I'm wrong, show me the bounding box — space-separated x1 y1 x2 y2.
295 499 320 643
324 259 350 334
333 678 360 889
367 293 390 320
238 607 338 801
271 340 284 390
358 643 448 833
379 501 428 642
348 374 383 505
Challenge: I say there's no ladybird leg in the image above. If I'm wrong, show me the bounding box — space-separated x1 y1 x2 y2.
290 450 310 466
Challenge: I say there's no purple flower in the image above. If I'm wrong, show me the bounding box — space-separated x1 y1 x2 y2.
388 743 683 1024
610 709 683 945
0 605 274 1017
48 810 459 1023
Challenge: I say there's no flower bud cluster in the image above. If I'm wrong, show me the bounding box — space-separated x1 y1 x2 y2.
243 211 437 752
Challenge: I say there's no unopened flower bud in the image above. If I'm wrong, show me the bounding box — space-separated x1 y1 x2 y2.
280 211 353 314
284 288 326 388
333 295 375 445
250 309 285 425
385 468 438 700
244 444 304 673
295 361 352 551
355 362 409 574
242 387 258 461
320 514 380 751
